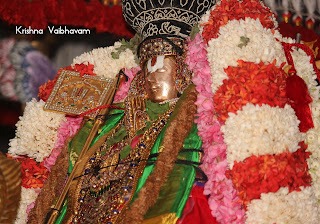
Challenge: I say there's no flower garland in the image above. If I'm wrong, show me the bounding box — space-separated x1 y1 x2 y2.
11 114 83 224
186 33 246 223
214 61 288 121
71 42 138 79
20 157 49 189
0 66 18 101
194 0 320 222
205 18 286 94
38 75 59 102
113 66 141 103
226 142 312 206
201 0 276 43
222 104 303 168
8 99 66 162
8 40 58 103
15 187 40 224
289 48 320 201
246 187 319 223
12 43 139 223
44 116 83 171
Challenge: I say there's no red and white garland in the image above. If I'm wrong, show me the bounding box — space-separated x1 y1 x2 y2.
188 0 320 222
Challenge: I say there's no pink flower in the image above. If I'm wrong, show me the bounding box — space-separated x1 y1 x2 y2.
44 116 83 171
114 66 140 103
186 33 246 223
26 202 35 214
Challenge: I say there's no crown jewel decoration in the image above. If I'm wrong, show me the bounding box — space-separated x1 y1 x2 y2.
122 0 215 40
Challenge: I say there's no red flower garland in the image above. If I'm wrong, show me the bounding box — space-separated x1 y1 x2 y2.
64 62 96 77
38 75 59 102
213 61 288 121
202 0 275 43
8 155 50 188
226 142 312 207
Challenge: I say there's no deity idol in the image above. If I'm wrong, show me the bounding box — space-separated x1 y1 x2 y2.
7 0 320 223
22 1 216 224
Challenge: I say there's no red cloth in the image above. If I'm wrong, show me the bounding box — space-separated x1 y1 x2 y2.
178 185 218 224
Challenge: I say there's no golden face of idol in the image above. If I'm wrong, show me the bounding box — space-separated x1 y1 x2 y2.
144 57 178 103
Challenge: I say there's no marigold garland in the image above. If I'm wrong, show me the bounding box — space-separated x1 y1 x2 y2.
201 0 276 43
226 142 312 206
214 60 288 121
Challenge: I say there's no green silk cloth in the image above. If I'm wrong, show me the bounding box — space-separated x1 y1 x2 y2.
134 123 201 220
55 107 201 223
55 108 125 224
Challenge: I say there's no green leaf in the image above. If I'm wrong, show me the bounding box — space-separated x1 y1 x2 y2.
190 25 200 41
238 36 250 48
111 52 120 59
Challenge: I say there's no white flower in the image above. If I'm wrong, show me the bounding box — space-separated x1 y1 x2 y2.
291 49 320 101
8 99 66 162
288 45 320 202
306 109 320 200
222 104 303 168
15 187 40 224
72 42 137 79
246 187 319 224
281 36 295 44
206 18 286 94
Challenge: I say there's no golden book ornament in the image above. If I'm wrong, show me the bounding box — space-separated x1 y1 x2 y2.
44 69 115 118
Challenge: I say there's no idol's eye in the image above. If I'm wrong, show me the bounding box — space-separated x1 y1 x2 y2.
157 68 167 73
156 65 171 73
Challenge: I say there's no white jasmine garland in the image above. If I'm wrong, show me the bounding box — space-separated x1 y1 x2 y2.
287 46 320 202
305 92 320 202
306 124 320 200
222 104 303 168
72 42 138 79
8 99 66 162
206 18 286 94
291 49 320 101
281 36 296 44
14 187 40 224
246 187 319 224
